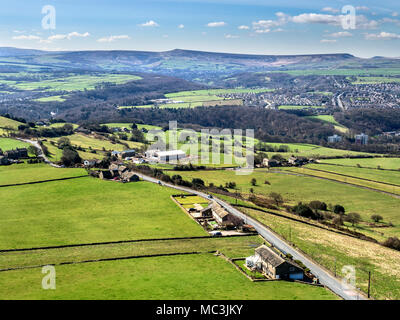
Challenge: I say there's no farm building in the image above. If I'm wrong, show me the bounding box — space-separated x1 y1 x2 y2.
0 156 10 165
355 133 368 145
262 158 280 168
211 202 231 224
121 171 139 182
99 170 113 180
246 245 304 280
145 149 186 162
288 156 307 166
157 150 186 162
119 149 136 159
4 148 28 159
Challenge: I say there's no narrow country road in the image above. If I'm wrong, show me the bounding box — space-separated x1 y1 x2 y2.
18 138 62 168
133 171 368 301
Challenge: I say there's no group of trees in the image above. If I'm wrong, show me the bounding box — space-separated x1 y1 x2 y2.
57 137 82 167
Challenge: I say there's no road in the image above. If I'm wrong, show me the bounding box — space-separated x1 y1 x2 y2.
18 138 62 168
133 171 367 301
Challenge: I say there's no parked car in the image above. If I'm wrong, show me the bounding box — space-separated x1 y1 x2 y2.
210 231 222 237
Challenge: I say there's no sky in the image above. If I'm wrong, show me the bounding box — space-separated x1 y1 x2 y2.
0 0 400 57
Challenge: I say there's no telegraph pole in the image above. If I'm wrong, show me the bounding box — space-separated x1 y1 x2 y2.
368 271 371 298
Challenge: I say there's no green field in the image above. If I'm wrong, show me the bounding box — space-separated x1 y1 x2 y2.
0 138 30 150
5 74 141 92
0 253 336 300
0 116 23 130
273 68 400 76
306 115 348 133
241 207 400 300
166 169 400 237
320 157 400 170
305 163 400 186
0 163 87 186
0 177 206 249
34 95 67 102
351 76 400 84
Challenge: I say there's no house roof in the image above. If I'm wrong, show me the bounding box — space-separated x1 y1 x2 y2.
157 150 186 157
255 245 286 268
212 202 230 219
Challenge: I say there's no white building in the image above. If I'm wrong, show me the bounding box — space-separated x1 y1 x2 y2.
145 149 186 162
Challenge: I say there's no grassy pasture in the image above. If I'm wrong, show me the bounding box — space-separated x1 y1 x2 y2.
285 166 400 196
306 115 348 133
166 169 400 237
0 163 86 186
47 134 128 152
351 76 400 84
0 178 206 249
0 253 337 300
305 163 400 186
0 236 264 271
319 157 400 170
0 138 30 150
272 68 400 76
33 95 66 102
8 74 141 92
0 116 23 130
241 207 400 300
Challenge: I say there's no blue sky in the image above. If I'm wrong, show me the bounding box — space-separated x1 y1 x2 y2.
1 0 400 57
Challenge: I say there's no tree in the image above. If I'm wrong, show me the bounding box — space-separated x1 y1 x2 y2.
309 200 327 211
332 216 343 226
60 147 81 167
27 145 40 157
371 214 383 223
250 178 257 186
57 137 71 149
269 192 283 206
333 204 345 215
346 212 361 226
383 237 400 251
191 178 205 187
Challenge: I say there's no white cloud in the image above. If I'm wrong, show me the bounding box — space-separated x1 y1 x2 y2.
48 32 90 41
321 7 339 14
238 25 250 30
225 34 239 39
178 24 184 29
140 20 159 27
320 39 337 43
329 31 353 38
392 12 399 17
356 6 370 12
97 35 130 42
291 13 378 29
207 21 227 27
365 31 400 40
12 35 41 40
67 32 90 39
252 12 288 33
